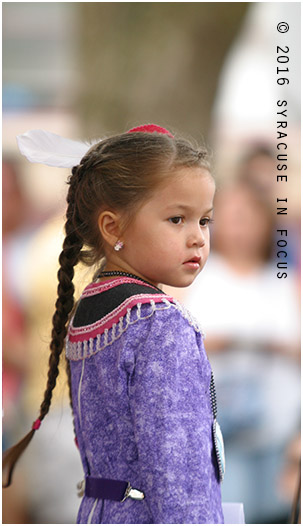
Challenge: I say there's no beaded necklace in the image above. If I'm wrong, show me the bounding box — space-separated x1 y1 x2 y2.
97 270 164 294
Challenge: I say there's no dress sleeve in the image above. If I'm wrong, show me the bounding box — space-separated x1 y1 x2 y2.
127 304 223 524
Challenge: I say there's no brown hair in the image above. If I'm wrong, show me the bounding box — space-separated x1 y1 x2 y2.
3 128 210 487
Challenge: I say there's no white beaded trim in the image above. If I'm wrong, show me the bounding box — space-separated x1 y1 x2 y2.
174 299 203 334
68 293 167 337
66 299 204 361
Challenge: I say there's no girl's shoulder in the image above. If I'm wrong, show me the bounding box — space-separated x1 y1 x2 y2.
66 277 204 361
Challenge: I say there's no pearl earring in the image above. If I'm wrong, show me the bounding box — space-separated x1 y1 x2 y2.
114 240 124 251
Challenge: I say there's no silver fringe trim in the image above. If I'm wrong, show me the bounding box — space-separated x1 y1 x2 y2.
66 299 204 361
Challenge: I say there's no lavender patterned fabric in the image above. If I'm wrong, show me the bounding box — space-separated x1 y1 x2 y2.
67 288 224 524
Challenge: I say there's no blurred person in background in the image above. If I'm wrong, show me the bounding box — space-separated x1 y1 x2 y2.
184 180 300 523
278 433 301 518
2 158 84 523
237 145 277 198
236 144 301 275
2 158 31 523
2 158 29 449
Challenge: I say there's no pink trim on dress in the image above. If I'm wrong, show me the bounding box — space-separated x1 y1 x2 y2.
68 293 173 343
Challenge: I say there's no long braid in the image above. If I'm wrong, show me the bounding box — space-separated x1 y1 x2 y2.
38 224 81 422
2 170 83 487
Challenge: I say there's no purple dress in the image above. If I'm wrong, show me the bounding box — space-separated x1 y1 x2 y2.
66 276 224 524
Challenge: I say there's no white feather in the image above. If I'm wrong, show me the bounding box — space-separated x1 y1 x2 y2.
16 129 95 168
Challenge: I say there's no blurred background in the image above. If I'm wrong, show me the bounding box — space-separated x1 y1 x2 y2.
2 2 300 524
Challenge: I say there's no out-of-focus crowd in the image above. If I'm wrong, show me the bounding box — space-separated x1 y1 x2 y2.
2 158 85 523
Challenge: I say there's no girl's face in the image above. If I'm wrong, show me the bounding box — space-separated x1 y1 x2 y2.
115 167 215 288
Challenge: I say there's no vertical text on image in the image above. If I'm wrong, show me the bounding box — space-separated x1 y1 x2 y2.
276 34 290 279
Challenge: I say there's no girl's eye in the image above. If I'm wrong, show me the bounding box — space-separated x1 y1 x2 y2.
169 216 183 225
200 217 214 227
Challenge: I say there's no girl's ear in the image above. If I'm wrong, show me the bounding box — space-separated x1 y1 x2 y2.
97 210 122 248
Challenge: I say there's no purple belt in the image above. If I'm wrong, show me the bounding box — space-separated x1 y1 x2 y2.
77 476 145 502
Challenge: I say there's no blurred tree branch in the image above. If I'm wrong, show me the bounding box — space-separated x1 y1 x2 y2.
75 2 248 141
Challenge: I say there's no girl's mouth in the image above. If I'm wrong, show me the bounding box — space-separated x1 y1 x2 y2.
183 256 201 269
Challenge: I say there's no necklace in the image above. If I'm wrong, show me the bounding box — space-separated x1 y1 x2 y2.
97 270 164 294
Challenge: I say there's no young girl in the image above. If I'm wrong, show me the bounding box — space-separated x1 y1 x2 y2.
3 124 224 524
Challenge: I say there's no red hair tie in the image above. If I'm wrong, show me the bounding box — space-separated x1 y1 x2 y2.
32 418 41 431
127 124 174 138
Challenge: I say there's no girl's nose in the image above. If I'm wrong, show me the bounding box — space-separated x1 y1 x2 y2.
187 226 205 247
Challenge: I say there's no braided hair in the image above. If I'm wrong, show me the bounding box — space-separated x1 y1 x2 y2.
3 127 210 487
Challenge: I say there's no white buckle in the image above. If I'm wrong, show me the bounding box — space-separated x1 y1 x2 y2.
128 488 145 500
121 482 145 502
